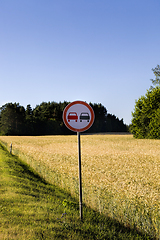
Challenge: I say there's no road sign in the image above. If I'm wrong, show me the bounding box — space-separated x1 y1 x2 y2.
63 100 94 132
63 100 95 220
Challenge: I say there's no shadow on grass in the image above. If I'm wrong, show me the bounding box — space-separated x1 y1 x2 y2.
0 143 154 240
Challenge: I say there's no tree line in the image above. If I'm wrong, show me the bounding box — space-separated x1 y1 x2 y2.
0 101 128 136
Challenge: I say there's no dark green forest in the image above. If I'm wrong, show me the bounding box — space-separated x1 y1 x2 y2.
0 101 128 135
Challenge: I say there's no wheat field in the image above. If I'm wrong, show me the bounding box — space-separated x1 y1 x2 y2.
0 134 159 238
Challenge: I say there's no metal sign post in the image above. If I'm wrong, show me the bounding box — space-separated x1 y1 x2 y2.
77 132 83 220
63 100 94 220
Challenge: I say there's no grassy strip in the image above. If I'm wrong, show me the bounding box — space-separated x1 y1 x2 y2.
0 143 152 240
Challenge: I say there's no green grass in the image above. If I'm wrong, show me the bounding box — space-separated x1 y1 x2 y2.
0 143 153 240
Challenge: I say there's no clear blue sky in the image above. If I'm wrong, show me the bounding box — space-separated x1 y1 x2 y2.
0 0 160 125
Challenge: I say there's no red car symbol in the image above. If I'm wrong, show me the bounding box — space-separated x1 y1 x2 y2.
67 112 78 122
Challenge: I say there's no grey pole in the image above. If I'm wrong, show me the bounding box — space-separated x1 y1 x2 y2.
77 132 83 220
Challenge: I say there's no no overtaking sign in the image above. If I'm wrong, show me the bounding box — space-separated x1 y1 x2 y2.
63 100 94 220
63 100 94 132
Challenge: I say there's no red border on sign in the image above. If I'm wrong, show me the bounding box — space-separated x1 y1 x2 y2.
63 101 94 132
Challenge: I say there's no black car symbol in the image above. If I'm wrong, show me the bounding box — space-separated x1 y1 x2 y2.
80 112 90 122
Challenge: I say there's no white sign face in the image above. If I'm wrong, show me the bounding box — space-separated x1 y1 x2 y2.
63 101 94 132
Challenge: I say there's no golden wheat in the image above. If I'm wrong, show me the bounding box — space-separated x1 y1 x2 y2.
0 134 159 238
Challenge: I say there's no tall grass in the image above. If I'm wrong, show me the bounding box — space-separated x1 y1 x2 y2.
0 134 159 239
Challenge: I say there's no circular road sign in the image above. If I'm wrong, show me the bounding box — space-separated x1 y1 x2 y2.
63 101 95 132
